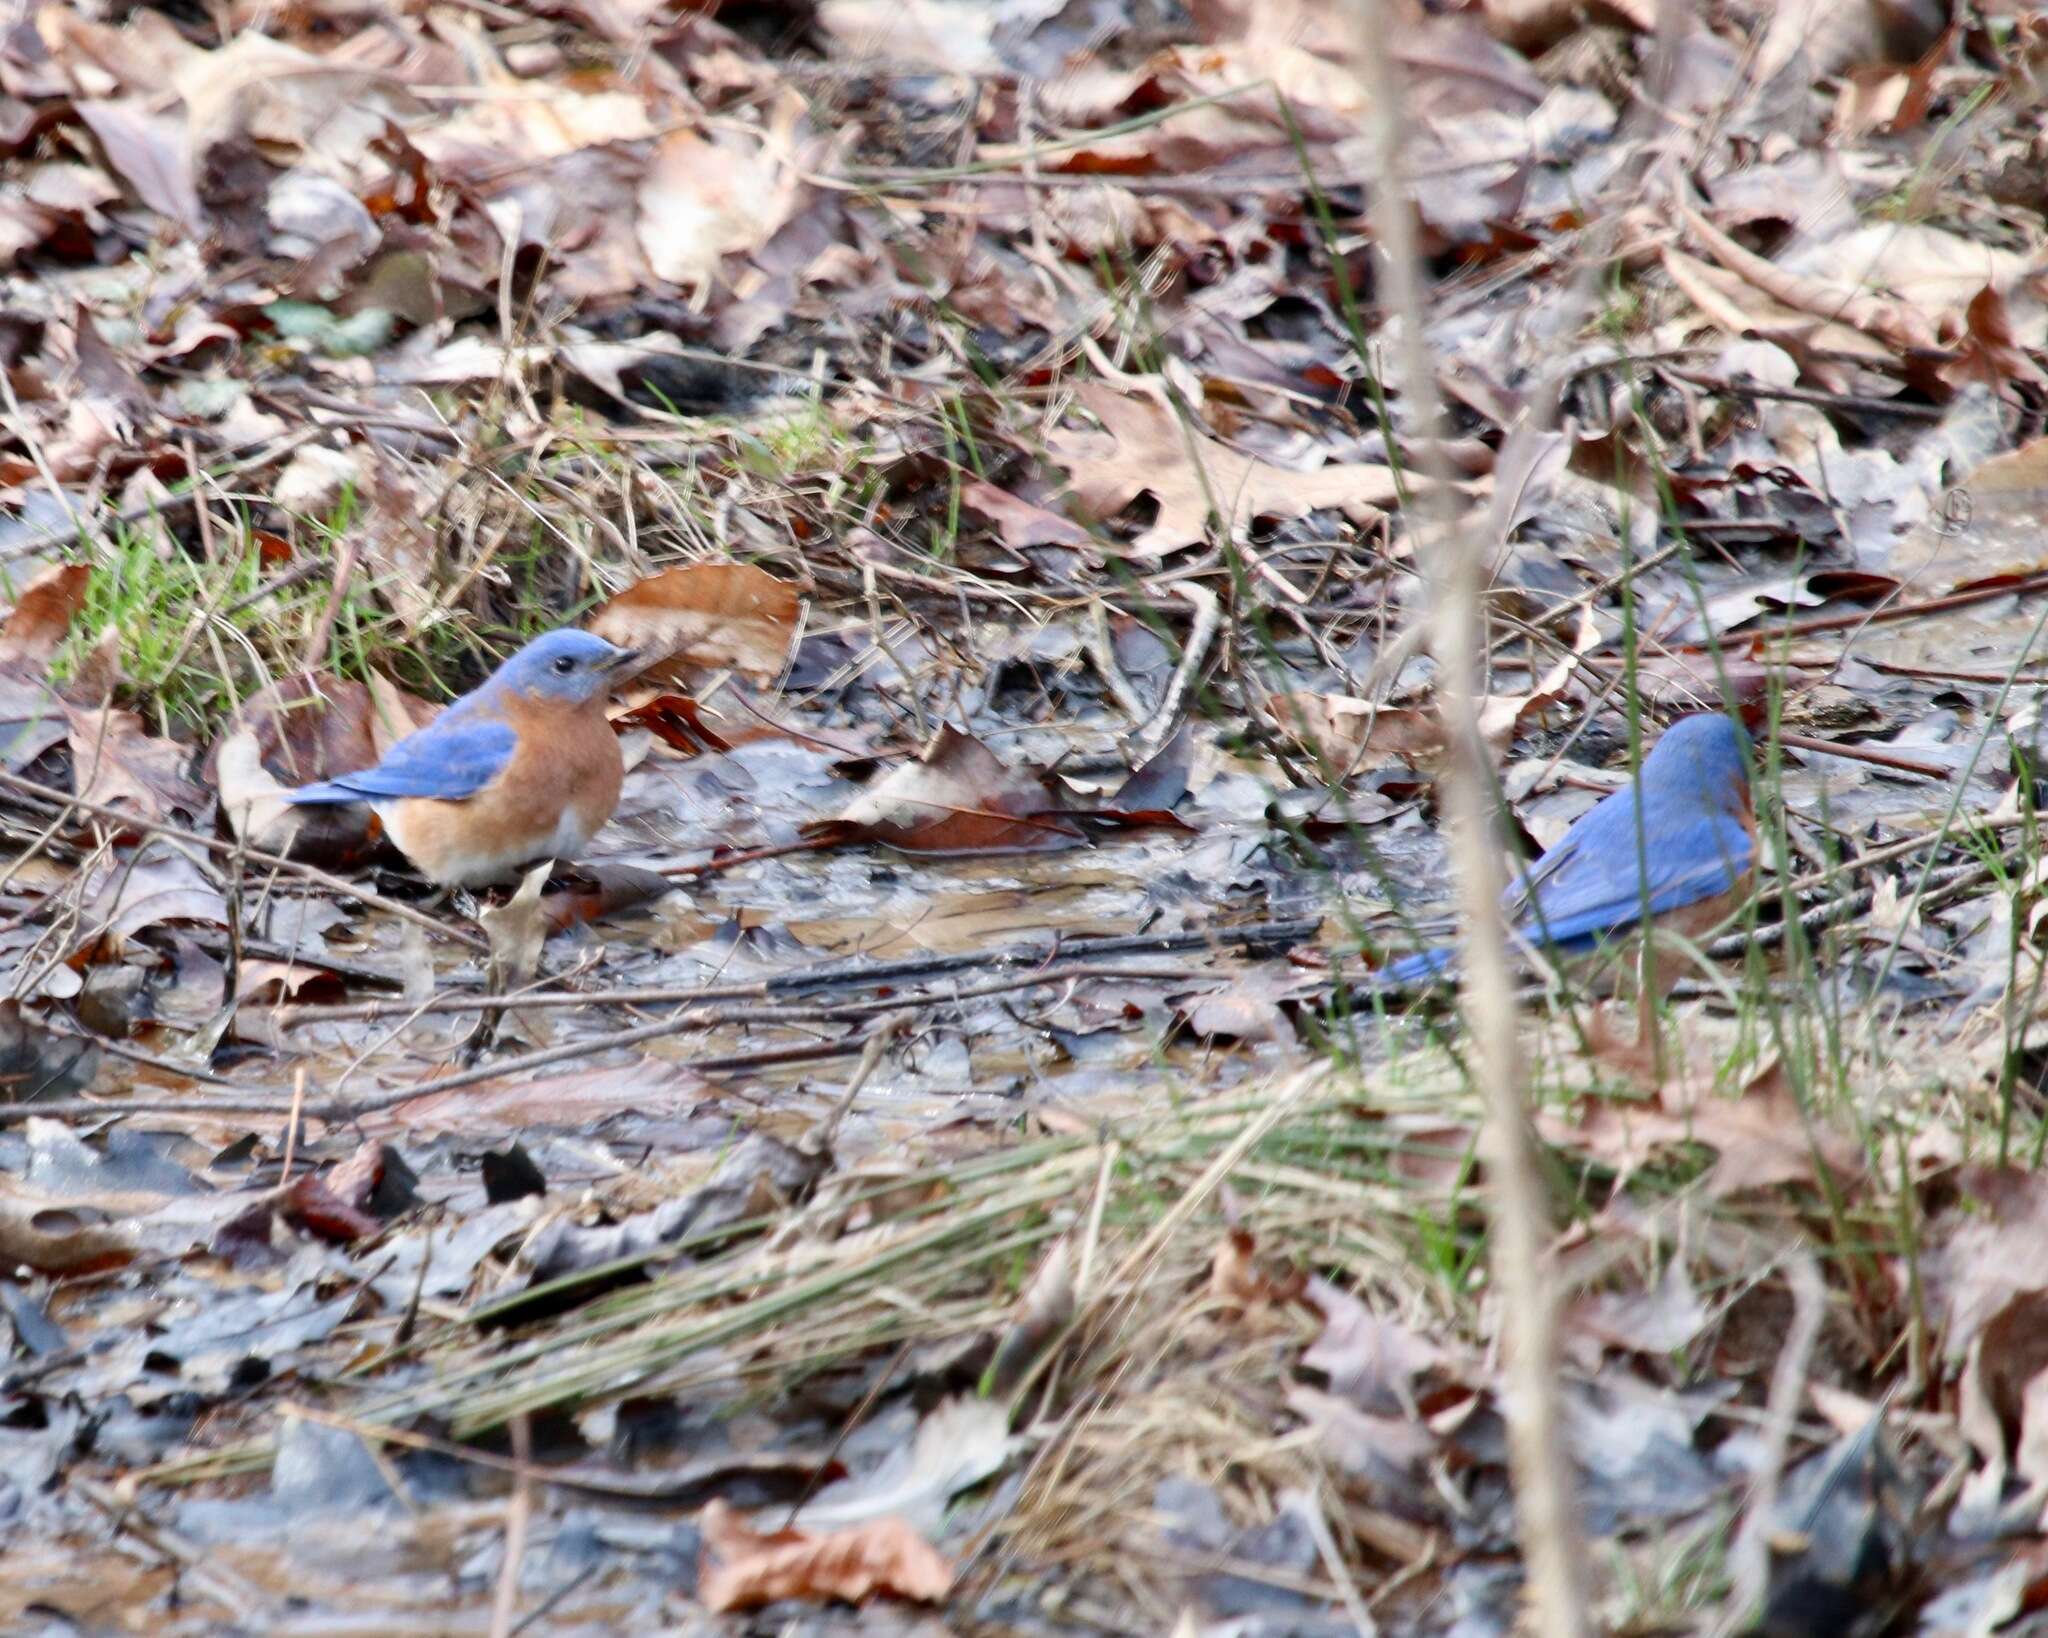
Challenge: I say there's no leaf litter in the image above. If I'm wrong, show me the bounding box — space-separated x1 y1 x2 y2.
3 0 2048 1631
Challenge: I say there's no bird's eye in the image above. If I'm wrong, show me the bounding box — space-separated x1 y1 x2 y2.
552 656 576 675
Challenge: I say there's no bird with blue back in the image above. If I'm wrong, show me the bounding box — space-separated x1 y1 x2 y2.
1385 713 1756 987
286 629 640 888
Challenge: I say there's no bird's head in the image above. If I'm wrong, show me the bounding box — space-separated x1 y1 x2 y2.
495 629 640 704
1651 713 1752 817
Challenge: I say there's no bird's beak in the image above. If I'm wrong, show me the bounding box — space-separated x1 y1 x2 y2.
601 646 643 674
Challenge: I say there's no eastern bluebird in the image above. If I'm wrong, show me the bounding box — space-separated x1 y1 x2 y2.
286 629 639 888
1385 713 1756 985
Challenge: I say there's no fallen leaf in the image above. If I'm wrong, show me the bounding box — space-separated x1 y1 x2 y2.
0 1193 136 1275
587 562 802 682
206 673 437 859
816 0 1001 74
371 1060 708 1138
0 562 90 673
1263 687 1548 775
481 861 553 996
959 479 1094 549
1048 384 1410 556
75 98 204 235
1209 1225 1307 1308
609 692 737 755
986 1237 1074 1399
59 703 208 826
275 1172 381 1244
1554 1053 1865 1200
78 843 228 950
813 726 1084 854
636 94 811 297
794 1396 1013 1535
1477 0 1656 51
1915 1167 2048 1360
355 450 441 632
0 1002 100 1103
540 861 674 932
1263 698 1450 774
1569 1260 1710 1359
1681 202 1940 355
1303 1276 1447 1415
698 1499 953 1611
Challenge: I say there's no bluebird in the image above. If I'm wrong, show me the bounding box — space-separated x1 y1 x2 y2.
286 629 639 888
1386 714 1756 985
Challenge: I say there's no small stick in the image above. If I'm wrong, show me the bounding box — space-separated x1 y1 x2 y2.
0 426 325 566
1717 1252 1826 1634
487 1415 535 1638
1128 582 1221 757
805 1009 913 1153
1774 731 1951 780
276 919 1324 1022
0 766 488 951
0 1032 863 1128
279 1067 306 1184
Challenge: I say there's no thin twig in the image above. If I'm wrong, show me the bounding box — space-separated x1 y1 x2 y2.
276 918 1323 1021
0 766 488 951
1345 2 1591 1631
487 1415 535 1638
1718 1250 1826 1633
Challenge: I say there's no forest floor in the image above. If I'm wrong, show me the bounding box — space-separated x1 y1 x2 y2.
5 0 2048 1632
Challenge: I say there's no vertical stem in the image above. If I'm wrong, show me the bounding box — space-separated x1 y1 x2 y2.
1342 4 1592 1632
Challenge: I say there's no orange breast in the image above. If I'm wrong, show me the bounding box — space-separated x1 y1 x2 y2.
379 695 623 887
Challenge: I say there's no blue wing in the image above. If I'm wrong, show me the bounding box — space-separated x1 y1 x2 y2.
285 717 516 806
1509 802 1752 952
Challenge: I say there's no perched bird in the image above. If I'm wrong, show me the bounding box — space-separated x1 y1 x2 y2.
287 629 639 888
1386 713 1756 985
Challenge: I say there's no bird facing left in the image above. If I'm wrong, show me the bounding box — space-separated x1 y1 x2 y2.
285 628 641 888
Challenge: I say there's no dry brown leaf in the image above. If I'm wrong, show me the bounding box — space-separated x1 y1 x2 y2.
0 1193 136 1276
1302 1275 1447 1414
1264 674 1564 775
1751 0 1947 86
0 563 90 673
1681 202 1942 354
697 1499 953 1611
636 92 811 297
816 0 1001 74
813 726 1083 855
205 673 437 859
586 562 801 683
986 1237 1075 1398
1661 247 1895 363
0 1002 101 1105
1048 383 1408 556
1476 0 1657 50
1262 698 1446 773
1569 1260 1709 1359
370 1060 707 1138
75 98 204 235
1554 1050 1864 1200
79 845 227 949
1209 1226 1308 1308
356 450 440 633
959 479 1095 550
62 703 208 825
1915 1167 2048 1360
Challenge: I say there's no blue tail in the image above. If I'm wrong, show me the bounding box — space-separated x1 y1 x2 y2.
284 779 371 806
1381 945 1455 985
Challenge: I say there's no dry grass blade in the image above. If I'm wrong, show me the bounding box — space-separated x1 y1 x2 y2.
1344 0 1590 1630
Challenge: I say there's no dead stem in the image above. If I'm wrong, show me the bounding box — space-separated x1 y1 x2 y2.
1346 1 1592 1631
